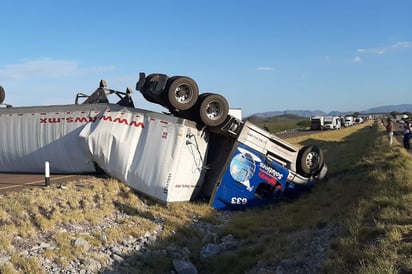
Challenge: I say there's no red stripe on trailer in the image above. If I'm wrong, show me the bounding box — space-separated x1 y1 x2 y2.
160 120 168 124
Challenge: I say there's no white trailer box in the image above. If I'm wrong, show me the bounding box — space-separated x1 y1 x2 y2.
228 108 242 120
344 116 354 127
0 104 106 173
310 116 324 130
0 103 209 203
80 106 209 203
323 116 341 130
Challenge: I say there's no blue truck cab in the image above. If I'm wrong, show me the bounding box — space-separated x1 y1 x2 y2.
202 117 327 210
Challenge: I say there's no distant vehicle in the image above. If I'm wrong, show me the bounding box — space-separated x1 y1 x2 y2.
396 114 408 122
323 116 341 130
344 116 354 127
310 116 324 130
354 117 364 124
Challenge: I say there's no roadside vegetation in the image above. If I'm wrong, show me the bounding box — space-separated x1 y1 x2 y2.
0 119 411 273
283 119 412 273
246 114 310 132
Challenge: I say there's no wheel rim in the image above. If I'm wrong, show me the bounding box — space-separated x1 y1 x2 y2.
305 152 319 170
174 84 193 104
205 101 223 120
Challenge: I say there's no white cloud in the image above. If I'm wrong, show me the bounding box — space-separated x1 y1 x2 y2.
0 58 116 80
356 41 412 55
256 66 274 71
352 56 361 63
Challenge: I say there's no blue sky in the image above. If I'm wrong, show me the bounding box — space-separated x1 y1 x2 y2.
0 0 411 117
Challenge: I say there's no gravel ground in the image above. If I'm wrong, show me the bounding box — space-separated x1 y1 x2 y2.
0 206 338 274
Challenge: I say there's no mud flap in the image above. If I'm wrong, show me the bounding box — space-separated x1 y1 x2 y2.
136 72 168 93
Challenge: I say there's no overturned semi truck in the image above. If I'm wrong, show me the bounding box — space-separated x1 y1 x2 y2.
0 73 327 210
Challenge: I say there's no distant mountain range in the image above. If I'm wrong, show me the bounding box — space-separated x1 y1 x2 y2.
250 104 412 118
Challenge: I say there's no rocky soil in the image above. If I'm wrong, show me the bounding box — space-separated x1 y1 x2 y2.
0 204 338 274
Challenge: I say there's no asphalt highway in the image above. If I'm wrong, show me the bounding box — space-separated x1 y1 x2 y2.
0 173 92 194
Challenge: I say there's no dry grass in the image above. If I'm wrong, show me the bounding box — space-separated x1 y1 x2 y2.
0 177 216 273
200 120 412 273
323 123 412 273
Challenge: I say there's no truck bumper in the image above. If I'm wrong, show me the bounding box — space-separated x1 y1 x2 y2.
287 164 328 185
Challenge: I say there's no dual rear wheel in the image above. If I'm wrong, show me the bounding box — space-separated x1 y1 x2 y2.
138 74 229 127
197 93 229 127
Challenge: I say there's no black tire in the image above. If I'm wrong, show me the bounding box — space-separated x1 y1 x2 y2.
297 145 324 177
166 76 199 111
198 93 229 127
0 85 4 104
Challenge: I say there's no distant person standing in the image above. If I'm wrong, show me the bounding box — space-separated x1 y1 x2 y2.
403 132 411 150
403 120 412 134
382 117 394 146
403 121 412 150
